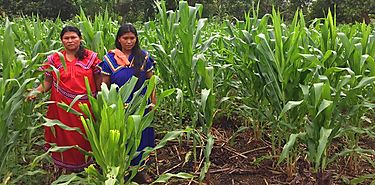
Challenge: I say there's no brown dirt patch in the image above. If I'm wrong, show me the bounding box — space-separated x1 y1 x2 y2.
148 116 375 185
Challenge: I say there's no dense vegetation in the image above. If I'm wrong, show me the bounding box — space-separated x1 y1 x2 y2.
1 0 375 23
0 0 375 184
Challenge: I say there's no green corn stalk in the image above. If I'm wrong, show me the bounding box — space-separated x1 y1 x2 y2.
277 80 335 173
2 3 375 184
64 76 183 184
77 7 119 58
146 2 217 178
0 19 36 179
278 67 375 173
226 6 375 176
10 16 61 59
199 134 214 182
78 76 153 184
148 0 217 132
227 8 310 155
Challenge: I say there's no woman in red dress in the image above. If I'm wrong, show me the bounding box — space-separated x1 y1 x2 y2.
29 26 101 172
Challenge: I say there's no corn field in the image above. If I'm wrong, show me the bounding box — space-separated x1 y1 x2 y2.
0 1 375 184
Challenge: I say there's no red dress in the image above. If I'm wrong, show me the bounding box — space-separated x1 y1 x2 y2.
40 50 100 171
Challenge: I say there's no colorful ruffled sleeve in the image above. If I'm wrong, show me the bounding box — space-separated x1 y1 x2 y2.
98 54 113 76
38 54 56 77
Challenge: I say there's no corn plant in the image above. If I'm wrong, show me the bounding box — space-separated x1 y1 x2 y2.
276 11 375 177
224 5 375 179
144 1 217 181
278 71 375 174
10 16 62 59
0 19 37 179
2 3 375 184
225 7 310 156
146 0 216 133
79 76 153 184
60 75 188 184
76 8 118 58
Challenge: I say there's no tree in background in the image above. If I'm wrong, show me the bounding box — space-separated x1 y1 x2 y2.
116 0 155 23
309 0 374 24
78 0 120 18
1 0 78 20
0 0 373 24
286 0 312 19
308 0 332 21
335 0 374 24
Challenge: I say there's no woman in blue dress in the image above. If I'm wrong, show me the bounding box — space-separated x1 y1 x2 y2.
98 23 156 183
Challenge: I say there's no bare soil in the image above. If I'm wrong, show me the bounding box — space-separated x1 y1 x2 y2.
148 116 375 185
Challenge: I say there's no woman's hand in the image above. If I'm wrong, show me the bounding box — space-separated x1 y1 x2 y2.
149 103 155 110
146 71 157 111
26 76 53 101
26 89 40 101
149 88 157 111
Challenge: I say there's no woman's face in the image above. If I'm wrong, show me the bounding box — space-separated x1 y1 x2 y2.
61 31 81 51
118 32 137 52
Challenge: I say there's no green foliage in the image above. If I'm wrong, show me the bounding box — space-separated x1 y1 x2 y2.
1 0 78 20
77 76 187 184
79 77 154 185
309 0 375 23
0 18 41 180
2 1 375 183
1 0 374 24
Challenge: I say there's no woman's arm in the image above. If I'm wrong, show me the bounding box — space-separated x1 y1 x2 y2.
94 73 102 91
27 75 53 100
36 75 53 93
146 71 157 106
101 74 111 88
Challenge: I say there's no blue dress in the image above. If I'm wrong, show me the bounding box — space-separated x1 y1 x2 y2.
98 50 155 166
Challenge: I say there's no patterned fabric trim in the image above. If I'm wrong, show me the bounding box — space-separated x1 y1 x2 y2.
97 65 110 75
47 55 63 70
38 66 52 76
93 64 101 74
101 71 111 76
146 66 154 73
103 51 151 73
53 156 94 171
47 55 55 66
139 53 149 71
104 54 123 72
75 52 97 70
44 145 94 171
53 82 97 100
128 57 135 67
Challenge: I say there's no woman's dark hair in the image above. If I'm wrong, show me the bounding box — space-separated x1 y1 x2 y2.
60 26 86 60
115 23 146 80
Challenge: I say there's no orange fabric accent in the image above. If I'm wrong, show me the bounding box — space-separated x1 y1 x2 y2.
112 49 130 66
